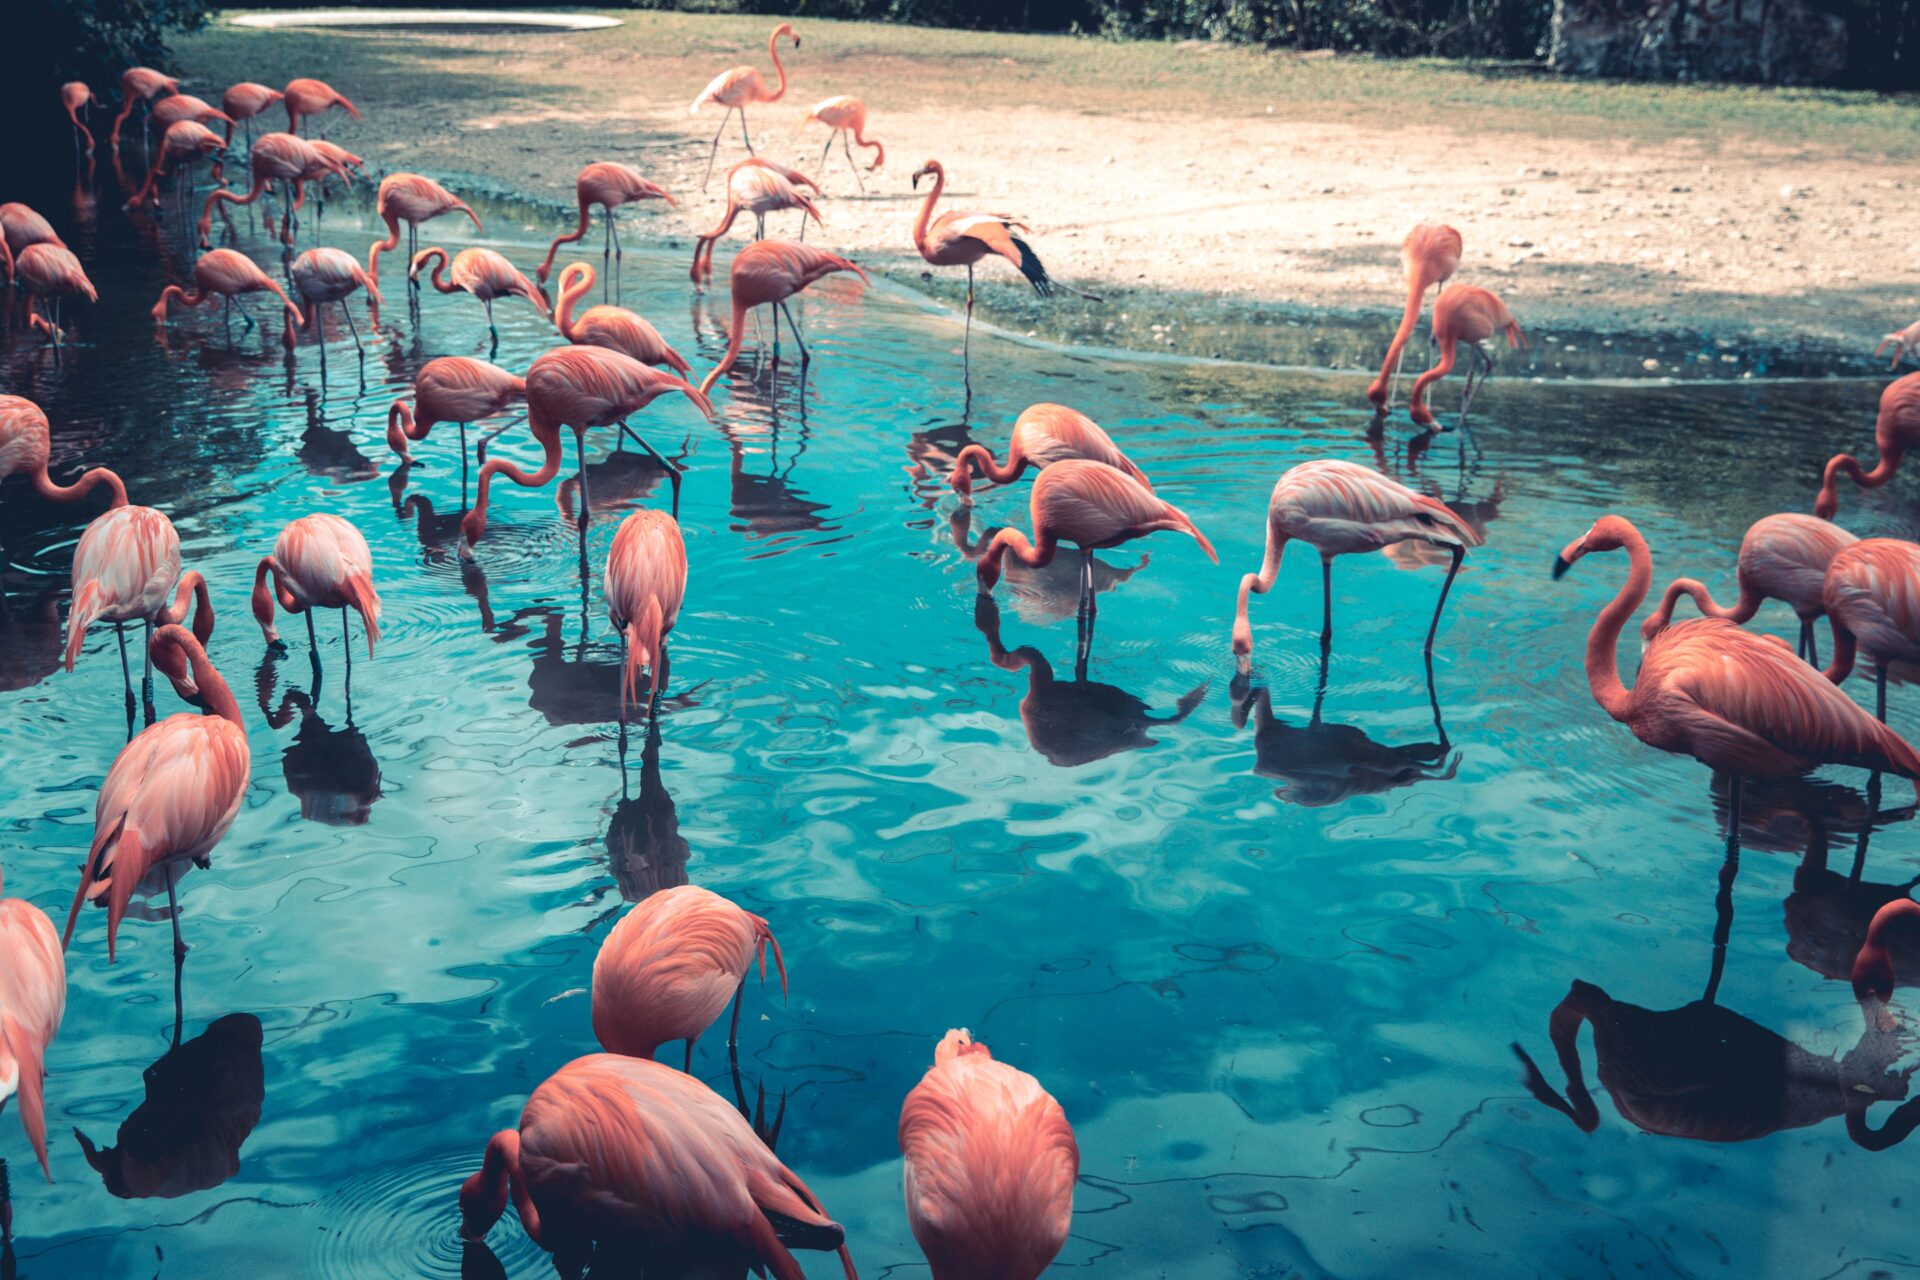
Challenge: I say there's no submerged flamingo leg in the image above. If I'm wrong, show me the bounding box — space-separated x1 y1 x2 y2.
1319 557 1334 650
1425 544 1465 655
141 616 156 725
114 621 136 734
305 608 321 679
1877 662 1890 723
166 861 187 959
1704 777 1742 1004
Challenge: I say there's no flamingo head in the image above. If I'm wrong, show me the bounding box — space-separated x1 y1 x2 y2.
458 1130 519 1242
1551 515 1636 580
911 160 942 189
149 624 201 702
774 21 798 45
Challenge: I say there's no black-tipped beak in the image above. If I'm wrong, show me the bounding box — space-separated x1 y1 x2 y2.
912 172 924 189
1551 554 1572 581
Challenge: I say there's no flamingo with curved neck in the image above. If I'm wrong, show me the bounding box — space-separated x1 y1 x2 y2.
536 162 675 285
689 23 800 189
1641 513 1855 666
949 403 1149 499
1855 898 1920 1001
555 262 690 373
1 394 127 510
1366 223 1462 412
1816 372 1920 520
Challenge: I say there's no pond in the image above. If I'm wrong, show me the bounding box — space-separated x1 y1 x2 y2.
2 153 1916 1279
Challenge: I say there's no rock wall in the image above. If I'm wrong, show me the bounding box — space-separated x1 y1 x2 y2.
1549 0 1848 84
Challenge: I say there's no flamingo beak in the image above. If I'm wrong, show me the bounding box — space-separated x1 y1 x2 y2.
1551 553 1574 581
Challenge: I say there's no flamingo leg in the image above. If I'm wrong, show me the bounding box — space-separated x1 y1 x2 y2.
963 262 975 379
754 212 765 241
574 428 591 531
1798 618 1813 663
684 1037 697 1073
1320 557 1334 650
702 110 730 190
778 301 809 366
166 860 188 960
739 109 753 155
1877 662 1889 723
114 621 136 734
342 300 363 358
236 296 257 332
1807 621 1821 669
1425 544 1465 655
817 133 834 176
484 296 498 359
727 975 746 1052
609 209 623 300
141 615 155 725
603 207 613 299
316 304 328 382
305 608 321 679
1704 777 1742 1005
842 131 865 193
618 630 629 736
622 426 683 519
341 606 352 695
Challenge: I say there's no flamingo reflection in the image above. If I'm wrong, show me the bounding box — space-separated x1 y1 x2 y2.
607 717 689 904
948 504 1145 627
257 654 382 825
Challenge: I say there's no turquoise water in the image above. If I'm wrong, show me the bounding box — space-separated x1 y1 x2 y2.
2 164 1918 1279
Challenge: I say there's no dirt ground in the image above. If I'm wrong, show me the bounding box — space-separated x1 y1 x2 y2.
178 14 1920 361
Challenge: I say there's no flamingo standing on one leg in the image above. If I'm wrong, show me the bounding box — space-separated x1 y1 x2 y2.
0 394 127 513
697 241 866 396
900 1028 1077 1280
800 95 883 191
1230 459 1481 666
65 504 213 731
1366 223 1462 413
464 346 713 543
366 173 482 290
152 248 302 342
1407 284 1525 434
1815 373 1920 519
555 262 690 375
124 121 225 212
410 247 549 356
196 132 350 248
690 22 800 190
1641 512 1858 665
0 868 65 1181
457 1054 856 1277
1878 320 1920 370
287 247 382 368
61 82 101 155
591 884 783 1069
252 514 383 678
64 625 248 963
603 508 688 721
385 356 526 469
109 68 178 156
950 402 1149 500
282 78 360 135
1821 538 1920 723
690 159 823 288
535 162 675 290
15 244 97 347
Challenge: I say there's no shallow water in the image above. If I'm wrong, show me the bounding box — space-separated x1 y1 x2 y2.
4 158 1920 1279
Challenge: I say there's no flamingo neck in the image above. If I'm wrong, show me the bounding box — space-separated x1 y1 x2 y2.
1855 899 1920 999
1408 337 1460 419
421 250 455 294
555 267 592 339
463 419 563 544
698 301 750 397
913 167 944 254
538 198 595 281
1585 531 1650 724
951 445 1021 496
766 31 789 102
172 630 243 727
33 465 127 509
164 571 215 646
1653 577 1751 627
385 400 419 459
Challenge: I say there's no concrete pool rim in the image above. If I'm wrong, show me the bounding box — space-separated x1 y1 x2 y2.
226 10 623 31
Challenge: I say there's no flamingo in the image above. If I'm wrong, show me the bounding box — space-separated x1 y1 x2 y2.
900 1028 1077 1280
251 514 383 675
0 394 127 512
464 346 712 544
219 82 284 157
697 241 866 396
385 356 526 467
64 624 248 963
196 132 350 248
282 78 360 135
592 884 783 1068
1407 284 1526 432
1853 898 1920 1001
124 121 225 211
0 868 65 1181
0 204 64 259
555 262 690 375
410 246 549 356
287 247 382 364
602 508 688 720
1366 223 1462 412
1815 373 1920 520
690 159 823 288
1642 513 1858 665
108 67 178 155
65 504 213 730
950 403 1149 500
1821 538 1920 723
1878 320 1920 370
690 22 800 189
306 139 367 196
61 82 101 155
976 458 1215 662
1230 459 1481 666
1553 514 1920 838
148 93 234 135
800 95 883 191
457 1054 856 1278
366 172 481 289
535 162 675 287
15 244 97 347
152 248 302 341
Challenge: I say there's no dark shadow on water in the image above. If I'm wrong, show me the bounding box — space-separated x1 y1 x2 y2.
607 716 690 904
258 653 383 826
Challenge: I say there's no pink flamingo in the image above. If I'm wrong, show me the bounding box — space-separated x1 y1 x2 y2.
592 884 783 1067
152 248 302 340
306 138 367 193
800 95 883 190
282 78 360 135
196 132 350 248
410 246 549 355
555 262 691 374
690 22 800 189
464 345 713 544
220 82 284 156
64 624 248 962
1853 898 1920 1001
1407 284 1525 432
65 504 213 728
690 159 823 288
366 172 481 289
0 393 127 513
900 1028 1077 1280
148 93 233 134
1230 459 1481 665
0 204 64 260
976 459 1215 646
1554 514 1920 833
287 247 382 364
1821 538 1920 723
386 356 526 466
457 1054 856 1277
603 508 688 719
1878 320 1920 370
1366 223 1462 412
1815 373 1920 519
125 121 225 211
0 868 65 1181
109 67 178 155
1642 512 1858 665
535 162 675 287
251 514 383 672
697 241 867 396
15 244 97 347
950 402 1148 500
61 82 101 155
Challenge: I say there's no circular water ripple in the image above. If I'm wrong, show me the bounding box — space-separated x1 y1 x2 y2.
310 1144 548 1280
